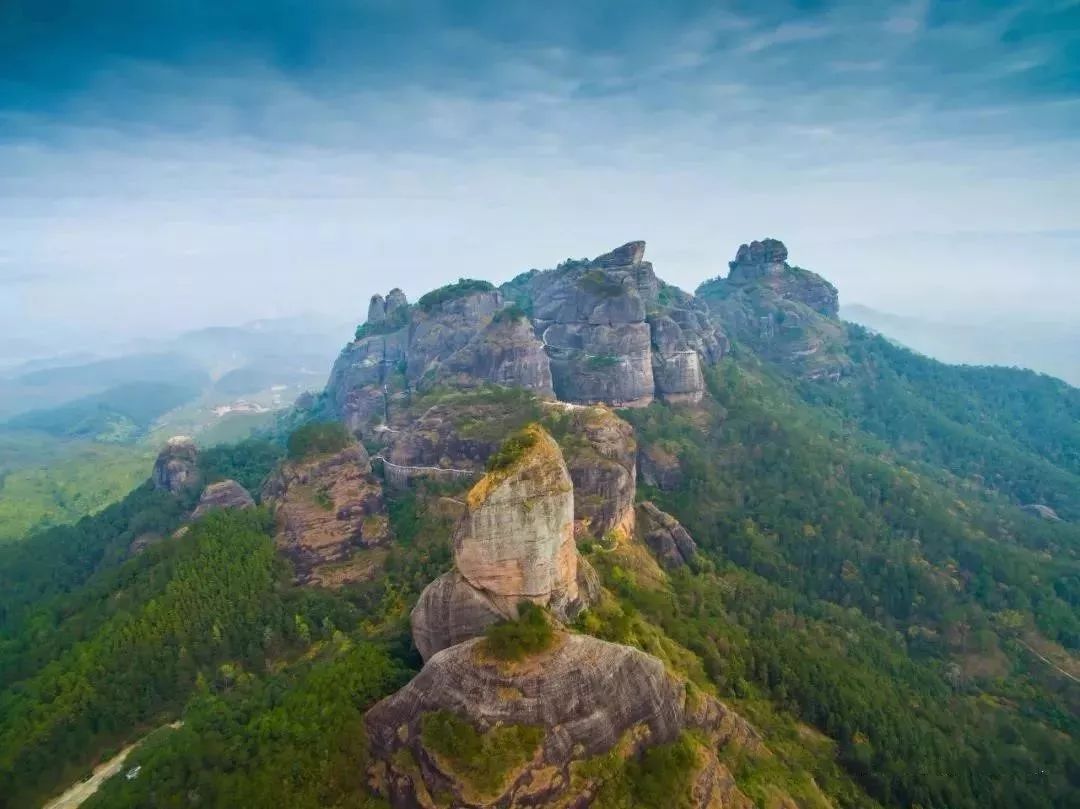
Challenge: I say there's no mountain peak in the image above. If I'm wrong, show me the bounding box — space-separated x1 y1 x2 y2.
591 239 646 268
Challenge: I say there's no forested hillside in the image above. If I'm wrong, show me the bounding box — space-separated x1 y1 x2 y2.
0 242 1077 809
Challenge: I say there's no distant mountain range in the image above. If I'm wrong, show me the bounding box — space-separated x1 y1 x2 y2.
842 303 1080 386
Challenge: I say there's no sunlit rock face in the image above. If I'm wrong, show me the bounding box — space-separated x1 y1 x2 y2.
410 425 596 662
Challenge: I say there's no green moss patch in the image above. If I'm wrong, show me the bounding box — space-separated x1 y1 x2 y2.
419 711 544 800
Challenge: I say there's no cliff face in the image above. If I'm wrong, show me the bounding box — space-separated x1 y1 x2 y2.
152 436 199 493
262 443 390 585
519 242 724 407
410 426 593 661
697 239 849 381
326 241 730 437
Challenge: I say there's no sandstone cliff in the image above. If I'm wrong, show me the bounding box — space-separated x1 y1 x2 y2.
638 501 699 569
262 443 390 586
410 425 595 661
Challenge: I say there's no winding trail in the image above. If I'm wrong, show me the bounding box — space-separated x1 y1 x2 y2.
42 722 183 809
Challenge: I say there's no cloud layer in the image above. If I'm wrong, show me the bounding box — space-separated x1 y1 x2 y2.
2 0 1078 353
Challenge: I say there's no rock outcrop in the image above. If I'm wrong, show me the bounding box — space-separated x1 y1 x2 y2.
366 633 692 808
1022 503 1062 522
191 479 255 520
697 239 850 381
410 425 593 661
262 443 390 585
151 436 199 493
638 501 698 569
431 312 554 398
639 442 684 491
548 404 637 541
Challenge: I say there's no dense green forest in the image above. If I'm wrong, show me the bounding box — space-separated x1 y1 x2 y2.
0 331 1077 808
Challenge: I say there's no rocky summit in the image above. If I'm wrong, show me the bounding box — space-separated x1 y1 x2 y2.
367 423 755 809
697 238 849 380
325 240 742 435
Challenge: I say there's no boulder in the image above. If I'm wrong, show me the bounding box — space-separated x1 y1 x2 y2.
191 479 255 520
639 501 698 568
367 293 387 325
151 436 199 493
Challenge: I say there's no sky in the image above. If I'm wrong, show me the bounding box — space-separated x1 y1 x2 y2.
2 0 1079 355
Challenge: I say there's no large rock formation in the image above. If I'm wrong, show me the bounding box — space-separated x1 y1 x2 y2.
366 633 693 808
697 239 850 381
326 283 555 432
262 443 390 585
430 311 554 397
410 425 594 661
191 479 255 520
151 436 199 493
638 501 698 569
507 241 725 407
548 404 637 541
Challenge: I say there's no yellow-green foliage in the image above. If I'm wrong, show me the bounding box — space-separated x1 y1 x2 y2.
0 436 152 542
479 601 554 661
419 711 543 800
577 732 699 809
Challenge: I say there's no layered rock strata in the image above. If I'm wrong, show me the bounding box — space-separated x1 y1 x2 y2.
410 425 594 661
262 443 390 584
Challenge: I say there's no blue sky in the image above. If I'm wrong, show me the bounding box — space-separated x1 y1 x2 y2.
2 0 1078 352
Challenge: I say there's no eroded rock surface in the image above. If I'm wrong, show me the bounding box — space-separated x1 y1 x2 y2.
548 404 637 541
152 436 199 493
191 479 255 520
366 633 687 808
638 501 698 569
410 426 592 661
262 443 390 585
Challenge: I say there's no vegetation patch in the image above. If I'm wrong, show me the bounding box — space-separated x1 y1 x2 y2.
577 269 625 298
576 731 700 809
419 710 543 801
586 354 621 370
286 421 352 461
484 425 540 473
490 303 528 325
416 278 495 312
479 601 554 661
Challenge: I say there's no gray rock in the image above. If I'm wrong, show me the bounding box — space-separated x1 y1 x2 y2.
639 501 698 568
191 479 255 520
385 287 408 315
151 436 199 493
410 570 506 662
367 293 387 325
430 312 554 397
1022 504 1062 521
